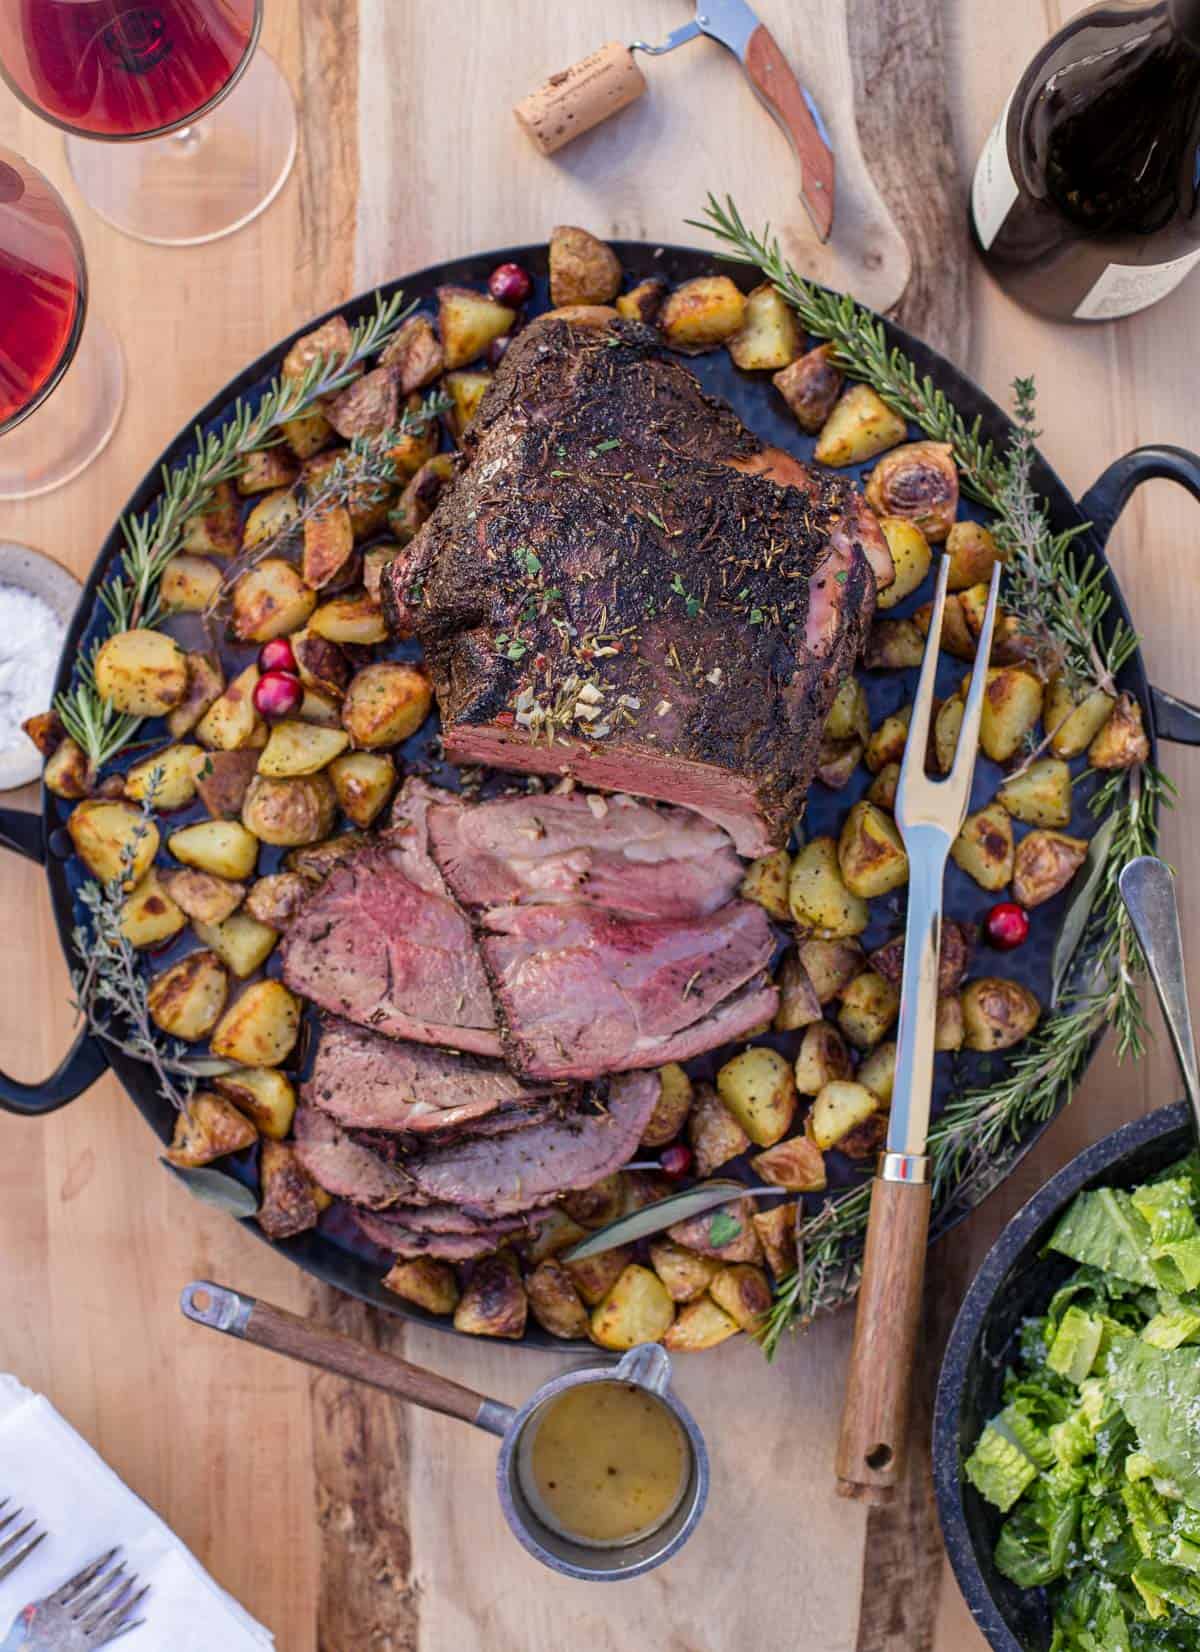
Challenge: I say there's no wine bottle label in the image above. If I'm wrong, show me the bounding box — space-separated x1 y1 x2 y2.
1073 249 1200 320
970 92 1018 251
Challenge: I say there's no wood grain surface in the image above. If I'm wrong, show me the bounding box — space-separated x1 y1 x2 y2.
2 3 1199 1649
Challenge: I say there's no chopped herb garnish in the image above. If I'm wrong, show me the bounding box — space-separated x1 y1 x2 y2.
593 437 621 453
646 510 668 532
749 607 765 625
835 570 848 585
709 1211 742 1247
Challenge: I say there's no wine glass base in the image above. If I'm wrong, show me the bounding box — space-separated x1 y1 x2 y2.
65 49 297 248
0 318 125 501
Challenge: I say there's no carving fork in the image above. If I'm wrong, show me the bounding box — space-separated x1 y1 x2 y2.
835 556 1002 1502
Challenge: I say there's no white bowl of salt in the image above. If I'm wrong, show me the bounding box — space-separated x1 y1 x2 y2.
0 542 81 791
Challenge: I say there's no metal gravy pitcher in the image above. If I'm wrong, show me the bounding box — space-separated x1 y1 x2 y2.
180 1282 708 1582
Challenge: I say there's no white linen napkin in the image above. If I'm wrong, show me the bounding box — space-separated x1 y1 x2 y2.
0 1375 273 1647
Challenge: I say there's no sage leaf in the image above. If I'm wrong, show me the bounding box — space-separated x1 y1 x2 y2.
561 1180 785 1263
163 1161 259 1219
1051 808 1120 1008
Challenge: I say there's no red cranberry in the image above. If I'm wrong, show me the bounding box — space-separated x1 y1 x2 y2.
487 262 532 307
487 334 512 369
660 1143 693 1179
253 670 303 720
984 901 1030 950
258 636 297 675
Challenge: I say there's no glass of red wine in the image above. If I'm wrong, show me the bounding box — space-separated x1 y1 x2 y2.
0 1 296 246
0 144 124 498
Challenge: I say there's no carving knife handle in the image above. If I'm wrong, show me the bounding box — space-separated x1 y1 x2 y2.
742 22 835 241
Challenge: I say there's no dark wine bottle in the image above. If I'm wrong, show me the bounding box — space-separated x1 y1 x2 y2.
971 0 1200 321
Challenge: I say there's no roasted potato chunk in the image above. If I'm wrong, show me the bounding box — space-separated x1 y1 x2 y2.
649 1239 721 1304
857 1041 897 1106
688 1081 752 1173
667 1198 763 1264
160 867 245 925
44 736 94 800
951 801 1014 892
865 704 911 773
181 479 240 557
1088 692 1149 770
867 763 900 811
864 617 925 671
242 773 337 848
193 912 278 979
710 1264 772 1333
788 836 868 938
936 993 965 1052
94 627 187 716
590 1264 675 1350
302 503 355 590
342 660 432 748
236 446 298 496
659 276 747 352
210 979 301 1066
794 1022 853 1094
69 799 158 886
167 1092 256 1168
565 1244 635 1310
716 1046 796 1148
123 743 203 810
297 686 344 729
245 871 309 930
282 314 353 383
548 226 622 308
327 751 395 826
816 736 864 790
388 454 456 545
865 441 958 542
962 978 1041 1051
870 918 972 996
810 1080 881 1152
285 831 366 881
640 1063 693 1149
526 1207 589 1264
825 675 870 744
561 1173 625 1230
663 1296 739 1352
913 593 976 661
257 1140 325 1240
437 283 516 369
773 951 823 1032
837 969 900 1050
454 1252 527 1340
147 950 229 1040
308 590 388 646
195 664 260 751
998 758 1073 827
752 1133 827 1192
1013 828 1088 908
241 489 302 555
444 369 493 439
194 749 260 818
168 818 259 880
327 366 399 441
753 1203 798 1278
383 1256 460 1317
525 1259 589 1339
231 559 316 644
946 519 1005 590
798 938 865 1004
118 870 187 949
167 652 224 742
934 696 964 774
875 517 932 610
257 720 350 778
379 313 444 393
214 1067 297 1140
1045 676 1116 758
773 343 843 434
280 407 334 461
838 800 909 897
290 629 349 699
814 384 906 466
615 277 668 325
972 667 1044 763
726 283 800 371
162 553 222 613
740 847 792 919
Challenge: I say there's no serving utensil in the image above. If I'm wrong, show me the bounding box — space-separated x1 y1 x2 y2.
180 1281 708 1582
835 556 1002 1504
514 0 835 240
0 1502 46 1586
0 1550 147 1649
1119 856 1200 1135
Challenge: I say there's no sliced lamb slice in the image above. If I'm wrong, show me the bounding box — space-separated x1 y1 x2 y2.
352 1211 525 1263
362 1203 533 1237
293 1103 413 1209
479 899 778 1081
426 789 742 919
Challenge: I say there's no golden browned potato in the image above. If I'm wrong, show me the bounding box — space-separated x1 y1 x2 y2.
972 666 1044 763
388 454 457 544
870 920 972 996
301 503 355 590
565 1244 635 1308
531 305 620 332
810 1080 881 1151
875 517 933 610
837 968 900 1050
94 627 187 716
858 1041 897 1105
245 871 309 930
195 664 260 752
69 799 158 886
181 479 240 557
290 630 349 700
797 938 865 1004
168 818 259 880
231 559 316 644
257 1140 325 1239
740 848 792 920
236 447 298 496
118 870 187 949
753 1203 798 1278
667 1198 763 1264
865 704 912 774
825 675 871 744
285 831 367 881
242 773 337 848
282 314 353 383
548 225 621 307
838 800 909 898
160 867 245 925
590 1264 675 1350
380 313 445 394
167 1092 257 1168
525 1259 589 1339
620 1171 673 1214
1088 692 1149 770
123 743 203 810
788 836 869 938
951 801 1014 892
936 993 965 1051
443 369 492 441
257 720 349 778
794 1022 853 1094
44 736 94 800
1013 828 1088 908
932 695 963 775
297 686 343 728
615 277 668 325
659 276 747 352
726 283 800 371
214 1067 297 1140
454 1252 527 1340
527 1207 589 1264
913 593 976 661
280 407 334 461
327 365 399 441
210 979 301 1066
958 584 1028 663
162 553 222 613
640 1063 693 1149
663 1296 739 1351
437 284 516 369
997 758 1072 827
1045 676 1116 758
773 952 823 1033
147 950 229 1040
649 1240 722 1304
962 978 1041 1051
561 1173 626 1230
383 1256 461 1317
751 1133 827 1192
303 450 394 538
709 1264 772 1333
342 660 433 748
166 652 224 740
946 519 1005 590
867 763 900 811
687 1081 752 1173
192 912 278 978
308 590 388 646
816 736 864 790
865 441 958 542
772 343 843 434
716 1047 796 1148
325 751 394 827
193 749 260 819
814 384 907 466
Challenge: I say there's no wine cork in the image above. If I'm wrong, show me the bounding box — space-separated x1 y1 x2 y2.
514 42 647 156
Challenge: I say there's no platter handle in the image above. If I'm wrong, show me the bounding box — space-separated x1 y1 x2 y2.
0 805 109 1116
1080 444 1200 747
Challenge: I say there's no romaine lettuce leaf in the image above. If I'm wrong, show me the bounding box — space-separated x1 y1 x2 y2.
995 1481 1079 1588
1108 1340 1200 1511
1049 1189 1158 1288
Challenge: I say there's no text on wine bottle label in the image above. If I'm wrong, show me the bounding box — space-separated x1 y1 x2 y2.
1073 249 1200 320
970 92 1018 252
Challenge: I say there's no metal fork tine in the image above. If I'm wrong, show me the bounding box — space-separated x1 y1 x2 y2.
48 1547 119 1607
897 555 951 796
0 1518 37 1560
0 1502 20 1536
947 560 1004 814
93 1583 149 1643
0 1528 46 1584
74 1562 128 1622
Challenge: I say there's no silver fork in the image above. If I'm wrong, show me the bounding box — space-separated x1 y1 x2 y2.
0 1550 148 1650
835 555 1002 1504
0 1503 47 1586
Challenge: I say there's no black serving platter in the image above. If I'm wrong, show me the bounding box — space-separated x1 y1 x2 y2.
3 239 1200 1348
